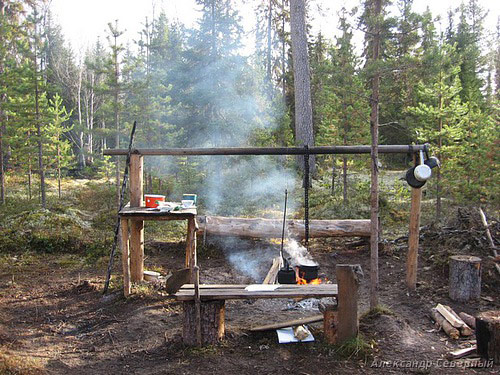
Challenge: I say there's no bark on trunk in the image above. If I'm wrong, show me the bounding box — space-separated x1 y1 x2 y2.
183 300 225 346
449 255 481 302
290 0 315 173
197 216 371 239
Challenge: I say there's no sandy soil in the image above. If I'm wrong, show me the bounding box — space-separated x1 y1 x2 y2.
0 231 498 375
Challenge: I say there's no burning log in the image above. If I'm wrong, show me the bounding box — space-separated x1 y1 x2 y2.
197 216 370 239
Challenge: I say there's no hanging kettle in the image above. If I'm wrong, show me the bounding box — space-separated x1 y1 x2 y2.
406 150 433 188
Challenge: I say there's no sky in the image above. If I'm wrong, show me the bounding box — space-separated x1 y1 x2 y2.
49 0 499 58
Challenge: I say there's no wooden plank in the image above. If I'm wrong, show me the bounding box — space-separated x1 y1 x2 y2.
406 186 422 291
103 144 428 156
249 314 323 331
174 284 338 301
263 257 280 284
336 264 360 344
121 218 131 297
119 205 196 218
197 216 371 238
448 346 477 360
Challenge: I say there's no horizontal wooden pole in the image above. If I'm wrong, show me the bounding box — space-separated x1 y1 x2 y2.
103 144 428 156
198 216 371 238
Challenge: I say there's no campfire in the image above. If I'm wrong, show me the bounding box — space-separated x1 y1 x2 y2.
295 265 322 285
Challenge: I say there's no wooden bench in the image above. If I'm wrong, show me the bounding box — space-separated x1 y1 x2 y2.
174 264 361 346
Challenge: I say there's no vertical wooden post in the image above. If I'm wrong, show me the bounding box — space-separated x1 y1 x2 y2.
121 217 131 297
406 186 422 291
129 154 144 282
336 264 361 344
185 217 198 281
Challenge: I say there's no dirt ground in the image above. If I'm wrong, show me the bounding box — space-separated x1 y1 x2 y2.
1 214 499 375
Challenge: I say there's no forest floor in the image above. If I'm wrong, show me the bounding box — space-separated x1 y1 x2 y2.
0 178 499 374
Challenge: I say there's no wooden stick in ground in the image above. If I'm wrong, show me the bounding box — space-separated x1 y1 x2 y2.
430 308 460 339
103 121 137 295
121 218 131 297
459 312 476 329
406 183 422 292
194 265 202 346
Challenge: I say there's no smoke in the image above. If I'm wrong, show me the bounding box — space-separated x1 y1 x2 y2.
215 237 280 282
284 239 318 267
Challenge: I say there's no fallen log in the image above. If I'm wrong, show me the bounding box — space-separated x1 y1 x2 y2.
431 308 460 339
197 216 371 239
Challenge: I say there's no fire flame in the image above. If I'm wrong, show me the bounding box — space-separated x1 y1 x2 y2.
296 277 322 285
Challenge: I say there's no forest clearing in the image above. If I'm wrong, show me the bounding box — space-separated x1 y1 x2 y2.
1 0 499 374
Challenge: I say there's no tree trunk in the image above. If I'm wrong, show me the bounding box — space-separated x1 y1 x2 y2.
476 311 500 364
34 14 46 208
57 142 61 198
290 0 315 174
0 116 4 205
342 156 348 204
266 0 272 81
368 0 382 309
183 300 225 346
449 255 481 302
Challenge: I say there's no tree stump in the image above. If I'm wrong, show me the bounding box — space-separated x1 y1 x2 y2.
476 311 500 364
448 255 481 302
183 300 225 346
319 301 338 344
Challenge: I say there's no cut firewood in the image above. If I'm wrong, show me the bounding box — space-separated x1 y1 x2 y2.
447 346 477 360
431 308 460 339
459 312 476 329
263 257 280 285
439 304 474 336
436 304 467 329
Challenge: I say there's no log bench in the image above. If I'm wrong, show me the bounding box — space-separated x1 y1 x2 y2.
174 264 361 346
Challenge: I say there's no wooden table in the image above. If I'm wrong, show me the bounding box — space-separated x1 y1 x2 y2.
119 205 197 296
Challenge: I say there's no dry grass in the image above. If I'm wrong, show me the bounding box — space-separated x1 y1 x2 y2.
0 351 46 375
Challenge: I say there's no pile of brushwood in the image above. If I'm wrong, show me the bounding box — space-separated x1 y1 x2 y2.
417 207 499 282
